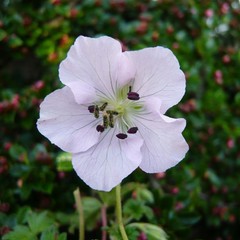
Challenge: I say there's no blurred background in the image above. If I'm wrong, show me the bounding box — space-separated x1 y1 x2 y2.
0 0 240 239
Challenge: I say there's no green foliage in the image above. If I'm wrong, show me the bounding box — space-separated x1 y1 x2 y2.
127 223 168 240
0 0 239 239
56 152 73 171
2 210 67 240
82 197 101 231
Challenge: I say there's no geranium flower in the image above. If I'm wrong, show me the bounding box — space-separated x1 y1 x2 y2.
37 36 189 191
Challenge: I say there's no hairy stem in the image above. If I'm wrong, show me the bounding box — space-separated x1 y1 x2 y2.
101 204 107 240
116 184 128 240
73 188 85 240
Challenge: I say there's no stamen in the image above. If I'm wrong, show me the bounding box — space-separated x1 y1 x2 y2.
99 102 108 111
96 125 104 132
106 110 119 115
127 127 138 134
109 113 114 128
103 115 109 128
112 111 119 115
116 133 128 139
94 105 99 118
127 92 140 101
88 105 95 113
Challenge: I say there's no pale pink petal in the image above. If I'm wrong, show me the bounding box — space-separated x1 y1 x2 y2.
37 87 100 153
72 129 143 191
125 47 186 113
59 36 135 104
132 97 189 173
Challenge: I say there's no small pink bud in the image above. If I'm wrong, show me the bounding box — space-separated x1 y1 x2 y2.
226 138 234 149
228 214 236 223
171 187 179 195
137 232 147 240
214 70 222 79
32 80 45 91
11 94 20 109
48 52 58 62
70 8 78 18
0 226 11 236
0 203 10 213
4 142 12 151
155 172 166 179
136 21 148 35
221 3 229 14
175 201 184 211
58 171 66 179
132 191 137 199
205 9 214 18
172 42 179 50
152 31 159 42
51 0 61 5
222 54 231 64
166 25 174 35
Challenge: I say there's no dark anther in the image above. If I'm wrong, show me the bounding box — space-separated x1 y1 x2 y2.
112 111 119 115
94 105 99 118
88 105 95 113
116 133 128 139
99 102 108 111
103 115 109 128
96 125 104 132
106 110 118 115
129 86 132 92
127 92 140 101
127 127 138 134
109 113 114 128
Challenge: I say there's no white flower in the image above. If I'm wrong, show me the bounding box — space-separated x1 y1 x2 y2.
37 36 189 191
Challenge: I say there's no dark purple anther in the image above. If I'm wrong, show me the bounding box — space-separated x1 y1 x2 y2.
88 105 95 113
96 125 104 132
116 133 128 139
127 92 140 100
127 127 138 134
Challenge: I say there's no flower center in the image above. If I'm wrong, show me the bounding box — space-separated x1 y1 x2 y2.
88 85 142 139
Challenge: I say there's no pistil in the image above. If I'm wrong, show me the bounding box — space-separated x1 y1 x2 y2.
88 85 141 139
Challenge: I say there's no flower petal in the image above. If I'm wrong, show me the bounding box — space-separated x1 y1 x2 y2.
59 36 135 104
37 87 100 153
125 47 186 113
72 129 143 191
132 98 189 173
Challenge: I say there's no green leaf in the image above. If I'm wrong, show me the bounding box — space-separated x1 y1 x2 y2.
8 35 23 48
136 188 154 204
98 188 116 206
82 197 102 231
123 199 154 221
56 152 73 171
9 144 27 161
40 226 67 240
206 169 222 187
2 225 36 240
0 29 7 41
40 227 56 240
127 223 168 240
16 206 32 224
27 211 55 235
58 233 67 240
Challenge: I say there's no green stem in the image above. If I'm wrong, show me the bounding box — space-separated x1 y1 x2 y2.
116 184 128 240
73 188 85 240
